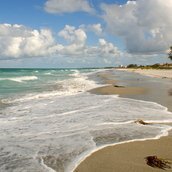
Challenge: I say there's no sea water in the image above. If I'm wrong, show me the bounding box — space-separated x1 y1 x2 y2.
0 68 172 172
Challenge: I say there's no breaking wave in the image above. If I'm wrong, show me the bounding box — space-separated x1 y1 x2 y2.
0 76 38 83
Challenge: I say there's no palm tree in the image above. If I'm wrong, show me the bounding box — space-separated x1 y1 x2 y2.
168 46 172 60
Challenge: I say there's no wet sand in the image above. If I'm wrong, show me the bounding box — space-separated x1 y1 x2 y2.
90 85 147 95
74 135 172 172
90 71 147 96
90 69 172 112
74 69 172 172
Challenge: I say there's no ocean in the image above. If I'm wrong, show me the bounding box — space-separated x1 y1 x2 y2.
0 68 172 172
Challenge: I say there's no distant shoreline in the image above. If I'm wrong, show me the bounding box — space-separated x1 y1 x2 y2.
116 68 172 79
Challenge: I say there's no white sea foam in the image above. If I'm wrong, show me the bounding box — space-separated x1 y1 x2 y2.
0 76 38 82
55 76 98 94
69 69 80 77
1 92 172 172
39 157 56 172
44 72 52 75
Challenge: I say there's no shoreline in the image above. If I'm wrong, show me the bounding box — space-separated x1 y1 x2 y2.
73 127 172 172
74 69 172 172
74 133 172 172
90 68 172 112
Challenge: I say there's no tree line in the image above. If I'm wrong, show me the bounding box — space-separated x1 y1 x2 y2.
169 46 172 60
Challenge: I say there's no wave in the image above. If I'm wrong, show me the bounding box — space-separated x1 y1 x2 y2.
0 99 9 108
3 71 102 104
0 76 38 83
44 72 53 75
69 70 80 77
55 77 98 94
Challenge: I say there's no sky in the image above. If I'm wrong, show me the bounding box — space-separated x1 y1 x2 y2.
0 0 172 68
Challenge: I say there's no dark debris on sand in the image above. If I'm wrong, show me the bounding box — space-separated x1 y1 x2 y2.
145 156 172 170
168 89 172 96
134 119 150 125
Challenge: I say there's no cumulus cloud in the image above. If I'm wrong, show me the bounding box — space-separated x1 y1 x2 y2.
0 23 120 59
44 0 93 14
0 24 64 58
80 23 103 35
58 25 87 45
58 25 87 55
98 38 120 55
86 38 120 57
101 0 172 54
58 25 120 57
90 23 103 35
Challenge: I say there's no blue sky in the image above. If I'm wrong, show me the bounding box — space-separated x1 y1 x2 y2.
1 0 126 29
0 0 171 68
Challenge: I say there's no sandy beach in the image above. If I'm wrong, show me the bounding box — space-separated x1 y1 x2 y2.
74 134 172 172
90 84 148 96
74 69 172 172
117 68 172 79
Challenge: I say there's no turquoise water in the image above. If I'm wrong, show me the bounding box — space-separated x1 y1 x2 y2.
0 68 96 99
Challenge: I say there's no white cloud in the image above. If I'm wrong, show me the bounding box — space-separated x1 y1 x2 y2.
81 23 103 35
58 25 87 55
58 25 120 57
86 38 120 58
98 39 120 55
101 0 172 54
58 25 87 45
90 23 103 35
44 0 93 14
0 24 64 58
0 24 120 60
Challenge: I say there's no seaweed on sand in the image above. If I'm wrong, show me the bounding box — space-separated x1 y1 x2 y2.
168 89 172 96
113 85 125 88
134 119 150 125
145 156 172 170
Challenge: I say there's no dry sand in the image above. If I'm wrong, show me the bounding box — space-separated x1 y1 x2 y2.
117 68 172 79
74 69 172 172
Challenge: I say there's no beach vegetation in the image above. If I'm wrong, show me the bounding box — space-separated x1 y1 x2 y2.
124 63 172 69
168 46 172 60
127 64 138 68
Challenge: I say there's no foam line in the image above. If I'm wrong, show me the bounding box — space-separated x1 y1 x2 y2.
71 126 172 172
